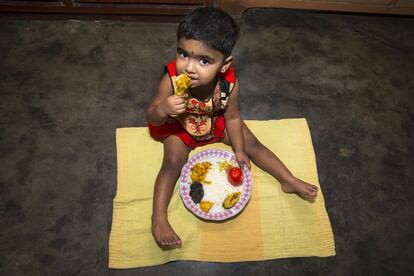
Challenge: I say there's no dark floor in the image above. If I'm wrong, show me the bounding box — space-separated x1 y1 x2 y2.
1 8 414 276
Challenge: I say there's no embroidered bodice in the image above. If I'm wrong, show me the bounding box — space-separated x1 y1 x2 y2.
166 60 236 141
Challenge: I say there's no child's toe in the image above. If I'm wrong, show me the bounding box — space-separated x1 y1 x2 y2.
167 236 175 245
157 237 164 246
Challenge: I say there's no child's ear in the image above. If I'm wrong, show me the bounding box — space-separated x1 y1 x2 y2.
220 56 233 73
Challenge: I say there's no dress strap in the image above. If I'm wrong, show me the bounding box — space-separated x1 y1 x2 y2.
166 60 177 77
165 60 178 95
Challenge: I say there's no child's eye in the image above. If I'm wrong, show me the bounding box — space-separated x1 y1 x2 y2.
178 52 188 58
200 58 209 65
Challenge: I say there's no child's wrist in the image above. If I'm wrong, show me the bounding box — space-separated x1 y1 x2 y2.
234 149 245 154
151 214 168 222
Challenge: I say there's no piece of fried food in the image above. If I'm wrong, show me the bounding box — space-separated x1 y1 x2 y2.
223 192 241 209
200 200 214 213
191 161 212 184
175 74 191 96
217 160 233 172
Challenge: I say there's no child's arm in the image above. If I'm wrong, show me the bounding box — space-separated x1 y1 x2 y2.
224 79 251 169
147 73 188 126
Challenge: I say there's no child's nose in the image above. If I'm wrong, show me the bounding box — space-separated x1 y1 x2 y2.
184 60 196 74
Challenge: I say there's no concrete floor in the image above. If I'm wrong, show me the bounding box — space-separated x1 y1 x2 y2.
1 8 414 276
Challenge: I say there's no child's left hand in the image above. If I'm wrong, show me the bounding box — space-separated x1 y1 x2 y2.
235 151 251 170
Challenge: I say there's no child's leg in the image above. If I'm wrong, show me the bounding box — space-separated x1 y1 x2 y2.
222 122 318 199
152 135 191 247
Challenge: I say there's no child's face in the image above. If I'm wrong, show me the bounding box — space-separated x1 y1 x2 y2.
176 37 231 88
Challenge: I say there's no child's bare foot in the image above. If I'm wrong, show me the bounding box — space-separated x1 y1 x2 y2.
281 176 318 199
151 216 182 247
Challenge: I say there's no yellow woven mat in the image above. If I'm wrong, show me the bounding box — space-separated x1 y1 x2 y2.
109 119 335 268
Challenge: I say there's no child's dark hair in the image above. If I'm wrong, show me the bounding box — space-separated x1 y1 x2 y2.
177 7 239 58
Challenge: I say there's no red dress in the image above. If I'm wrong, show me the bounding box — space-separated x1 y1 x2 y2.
148 60 236 148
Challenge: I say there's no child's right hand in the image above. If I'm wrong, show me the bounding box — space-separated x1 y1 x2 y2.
159 94 188 116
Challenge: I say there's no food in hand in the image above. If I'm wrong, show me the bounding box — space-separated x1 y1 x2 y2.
191 162 212 184
227 167 244 186
223 192 241 209
200 200 214 213
175 74 191 96
189 182 204 204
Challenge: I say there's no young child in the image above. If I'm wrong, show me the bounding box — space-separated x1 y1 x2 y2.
147 7 318 247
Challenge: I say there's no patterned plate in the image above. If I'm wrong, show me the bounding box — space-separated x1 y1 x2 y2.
179 149 252 221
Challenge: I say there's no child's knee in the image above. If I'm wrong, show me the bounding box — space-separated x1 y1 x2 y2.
162 155 188 171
